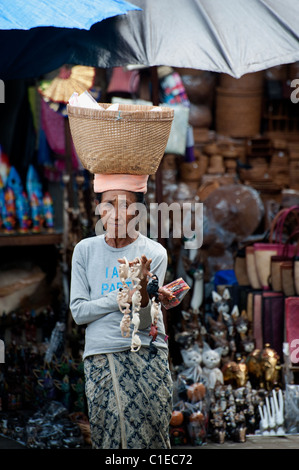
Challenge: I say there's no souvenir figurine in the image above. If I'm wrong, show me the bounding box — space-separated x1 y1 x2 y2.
180 343 203 383
232 308 250 351
170 410 184 427
234 309 249 336
207 312 228 341
210 403 226 443
180 309 205 347
242 382 256 434
15 191 31 233
201 342 223 389
117 256 146 352
6 166 23 195
272 388 285 435
170 402 193 446
212 289 231 316
188 410 206 446
2 187 16 232
189 264 204 315
169 424 188 446
210 334 233 366
6 167 30 233
174 330 194 350
30 192 43 233
26 164 43 204
246 349 263 389
222 356 248 388
260 344 280 390
223 393 237 440
187 382 206 404
258 401 270 435
214 383 228 412
117 286 131 337
26 165 44 230
43 192 54 231
240 333 256 357
233 411 247 443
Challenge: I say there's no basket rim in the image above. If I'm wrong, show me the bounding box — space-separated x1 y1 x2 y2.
67 103 175 121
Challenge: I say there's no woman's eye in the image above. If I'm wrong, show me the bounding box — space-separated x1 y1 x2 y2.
101 203 114 212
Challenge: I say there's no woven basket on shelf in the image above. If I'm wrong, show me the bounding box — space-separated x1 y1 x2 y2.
216 87 263 138
67 103 174 174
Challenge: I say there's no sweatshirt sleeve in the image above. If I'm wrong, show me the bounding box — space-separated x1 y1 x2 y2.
70 244 120 325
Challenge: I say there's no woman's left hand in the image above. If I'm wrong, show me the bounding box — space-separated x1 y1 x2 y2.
118 254 153 280
158 286 175 306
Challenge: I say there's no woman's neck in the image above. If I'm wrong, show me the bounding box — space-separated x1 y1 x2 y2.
105 232 139 248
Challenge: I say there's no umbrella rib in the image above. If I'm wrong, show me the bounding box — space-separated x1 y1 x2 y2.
195 1 237 76
260 0 299 42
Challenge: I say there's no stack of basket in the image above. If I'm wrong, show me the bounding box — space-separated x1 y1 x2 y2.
288 142 299 190
215 72 264 138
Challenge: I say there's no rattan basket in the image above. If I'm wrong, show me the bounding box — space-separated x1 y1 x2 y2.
216 87 262 138
67 103 174 174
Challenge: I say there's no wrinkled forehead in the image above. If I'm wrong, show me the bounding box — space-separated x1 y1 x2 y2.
101 190 137 204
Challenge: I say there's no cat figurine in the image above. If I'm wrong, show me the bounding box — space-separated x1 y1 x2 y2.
207 312 228 340
180 343 203 383
201 342 224 389
240 333 255 356
231 307 250 351
212 289 231 316
210 334 234 366
233 308 249 336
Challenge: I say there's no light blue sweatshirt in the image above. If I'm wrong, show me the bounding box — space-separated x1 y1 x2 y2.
70 233 169 359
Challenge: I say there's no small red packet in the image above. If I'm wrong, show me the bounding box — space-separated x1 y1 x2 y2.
161 277 190 309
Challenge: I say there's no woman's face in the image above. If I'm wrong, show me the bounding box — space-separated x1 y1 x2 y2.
99 190 138 239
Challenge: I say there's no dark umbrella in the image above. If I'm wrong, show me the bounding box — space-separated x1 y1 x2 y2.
1 0 299 80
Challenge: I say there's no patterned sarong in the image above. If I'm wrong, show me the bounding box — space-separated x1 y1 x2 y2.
84 347 173 449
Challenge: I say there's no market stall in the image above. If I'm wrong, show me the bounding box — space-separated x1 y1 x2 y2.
0 63 299 448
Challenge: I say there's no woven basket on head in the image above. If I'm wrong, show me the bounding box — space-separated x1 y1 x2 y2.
67 103 174 175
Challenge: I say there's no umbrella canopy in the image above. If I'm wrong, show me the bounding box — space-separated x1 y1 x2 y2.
0 0 141 30
1 0 299 79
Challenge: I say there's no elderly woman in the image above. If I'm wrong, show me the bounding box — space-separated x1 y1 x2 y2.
70 175 173 449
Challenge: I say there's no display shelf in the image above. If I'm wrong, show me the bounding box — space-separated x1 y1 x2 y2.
0 231 63 247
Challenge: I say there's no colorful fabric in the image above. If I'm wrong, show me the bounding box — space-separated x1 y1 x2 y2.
40 97 79 169
93 174 148 193
84 347 173 449
160 72 190 106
